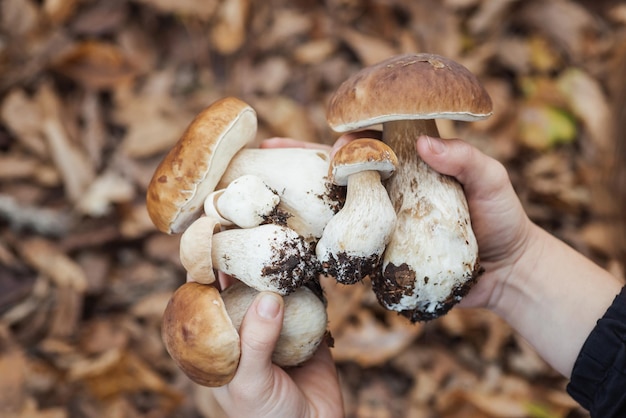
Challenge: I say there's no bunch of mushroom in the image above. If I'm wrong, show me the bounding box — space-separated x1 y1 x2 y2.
146 96 400 386
326 53 493 321
147 53 492 387
146 97 333 386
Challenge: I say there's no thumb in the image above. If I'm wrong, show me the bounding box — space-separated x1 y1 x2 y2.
416 135 512 201
233 292 284 384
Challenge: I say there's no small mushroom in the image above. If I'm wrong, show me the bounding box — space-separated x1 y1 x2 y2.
327 53 492 321
204 174 280 228
316 138 398 284
161 281 328 387
180 217 319 293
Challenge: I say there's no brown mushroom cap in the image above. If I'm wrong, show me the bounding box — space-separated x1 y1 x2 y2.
161 282 240 387
326 53 493 132
146 97 256 234
329 138 398 186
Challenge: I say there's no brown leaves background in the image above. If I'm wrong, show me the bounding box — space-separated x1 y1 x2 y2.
1 0 625 417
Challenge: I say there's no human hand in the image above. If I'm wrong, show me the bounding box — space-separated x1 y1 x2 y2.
207 138 343 418
332 132 537 310
210 290 343 418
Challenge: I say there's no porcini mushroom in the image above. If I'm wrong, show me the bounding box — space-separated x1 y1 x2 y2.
217 147 340 240
146 97 257 234
204 174 280 228
146 97 339 239
327 53 492 321
316 138 397 284
222 281 328 367
161 282 239 387
180 216 319 293
162 281 328 387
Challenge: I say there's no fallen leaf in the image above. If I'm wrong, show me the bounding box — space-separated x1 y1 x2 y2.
52 41 137 90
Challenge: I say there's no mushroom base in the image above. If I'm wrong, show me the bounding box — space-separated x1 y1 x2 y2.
374 261 483 322
321 252 382 285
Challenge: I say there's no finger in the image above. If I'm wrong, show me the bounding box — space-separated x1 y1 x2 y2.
260 137 331 150
217 271 237 291
230 292 284 386
415 135 513 201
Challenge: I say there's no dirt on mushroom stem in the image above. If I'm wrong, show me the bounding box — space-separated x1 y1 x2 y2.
321 251 382 285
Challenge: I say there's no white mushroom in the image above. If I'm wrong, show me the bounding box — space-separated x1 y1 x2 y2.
218 147 340 240
180 217 319 294
146 97 339 239
222 281 328 367
204 174 280 228
327 54 492 321
316 138 397 284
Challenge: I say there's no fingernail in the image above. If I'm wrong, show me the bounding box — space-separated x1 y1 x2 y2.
257 293 281 319
426 136 446 154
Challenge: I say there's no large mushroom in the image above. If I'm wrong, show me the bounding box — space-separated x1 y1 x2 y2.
316 138 398 284
327 53 493 321
146 97 338 240
146 97 256 235
162 281 328 387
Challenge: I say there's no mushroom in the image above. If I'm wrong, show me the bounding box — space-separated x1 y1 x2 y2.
161 281 328 387
217 147 341 240
316 138 398 284
222 281 328 367
146 97 257 235
180 216 319 293
327 53 492 321
204 174 280 228
161 282 239 387
146 97 339 239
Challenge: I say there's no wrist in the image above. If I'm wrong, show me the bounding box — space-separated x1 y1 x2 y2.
487 222 547 322
485 222 623 376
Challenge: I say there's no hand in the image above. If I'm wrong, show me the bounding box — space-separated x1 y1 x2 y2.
211 291 343 418
208 138 344 418
335 132 623 376
333 132 536 310
412 135 535 310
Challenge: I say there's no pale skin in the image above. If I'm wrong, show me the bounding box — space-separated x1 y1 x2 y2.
207 133 624 418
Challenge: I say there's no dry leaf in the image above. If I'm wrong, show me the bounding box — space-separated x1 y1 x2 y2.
76 170 135 217
0 327 27 415
134 0 218 19
52 41 137 90
251 96 318 143
113 73 191 158
332 308 422 367
339 28 397 67
557 68 612 151
19 237 87 291
38 83 96 203
210 0 249 54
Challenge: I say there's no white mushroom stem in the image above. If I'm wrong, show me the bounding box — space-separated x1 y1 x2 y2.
377 119 479 321
316 170 396 284
222 282 328 366
204 174 279 228
218 148 339 240
180 217 319 294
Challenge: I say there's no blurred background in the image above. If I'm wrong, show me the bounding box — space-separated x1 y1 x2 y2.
1 0 625 417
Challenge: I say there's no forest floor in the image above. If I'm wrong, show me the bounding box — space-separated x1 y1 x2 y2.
1 0 625 417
